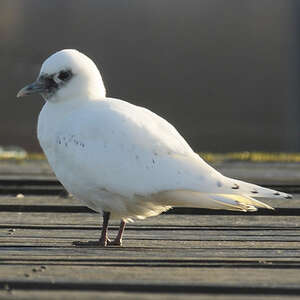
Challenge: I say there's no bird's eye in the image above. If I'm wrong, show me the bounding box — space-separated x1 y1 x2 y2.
58 71 71 81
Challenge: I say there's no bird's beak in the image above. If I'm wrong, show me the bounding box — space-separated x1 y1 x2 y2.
17 80 46 98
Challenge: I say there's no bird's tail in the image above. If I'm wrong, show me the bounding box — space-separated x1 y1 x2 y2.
224 177 292 199
155 190 274 212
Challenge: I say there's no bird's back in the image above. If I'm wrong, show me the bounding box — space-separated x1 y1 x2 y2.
39 98 217 190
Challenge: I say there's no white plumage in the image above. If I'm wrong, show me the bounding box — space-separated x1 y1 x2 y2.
18 49 292 246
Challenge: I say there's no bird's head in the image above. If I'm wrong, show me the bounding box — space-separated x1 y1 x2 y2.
17 49 106 102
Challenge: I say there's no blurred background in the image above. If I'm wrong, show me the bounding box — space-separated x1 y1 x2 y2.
0 0 299 153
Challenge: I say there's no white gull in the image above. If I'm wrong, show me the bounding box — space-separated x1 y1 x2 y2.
17 49 292 246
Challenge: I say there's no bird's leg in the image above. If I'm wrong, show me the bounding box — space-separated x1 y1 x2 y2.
98 211 110 246
73 211 111 247
107 219 126 246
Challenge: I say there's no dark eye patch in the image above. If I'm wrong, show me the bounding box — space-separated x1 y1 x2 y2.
58 70 72 81
37 70 72 99
44 77 58 90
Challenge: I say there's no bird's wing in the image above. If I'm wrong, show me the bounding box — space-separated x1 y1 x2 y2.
59 98 291 203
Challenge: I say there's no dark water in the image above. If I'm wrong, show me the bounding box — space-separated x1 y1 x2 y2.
1 1 299 152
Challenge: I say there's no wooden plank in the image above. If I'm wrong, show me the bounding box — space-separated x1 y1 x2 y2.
2 290 284 300
0 215 299 298
0 266 300 290
2 227 300 243
0 196 80 206
1 290 264 300
0 161 53 178
1 211 300 228
0 266 300 298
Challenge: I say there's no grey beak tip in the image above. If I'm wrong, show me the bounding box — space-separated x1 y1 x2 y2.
16 86 29 98
17 80 47 99
16 91 23 98
16 83 39 98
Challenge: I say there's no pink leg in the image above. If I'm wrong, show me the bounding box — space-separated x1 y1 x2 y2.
108 219 126 246
73 211 111 247
98 211 110 246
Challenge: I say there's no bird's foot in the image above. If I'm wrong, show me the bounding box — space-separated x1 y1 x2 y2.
107 239 122 246
72 239 122 247
72 239 108 247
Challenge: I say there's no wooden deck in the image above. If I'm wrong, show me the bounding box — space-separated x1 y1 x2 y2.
0 160 299 299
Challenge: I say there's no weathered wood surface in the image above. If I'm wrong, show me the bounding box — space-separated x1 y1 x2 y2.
0 161 299 299
0 196 300 299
